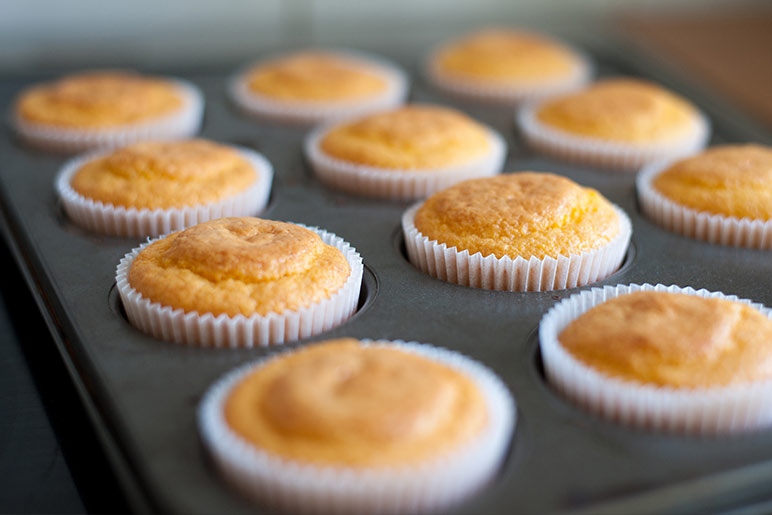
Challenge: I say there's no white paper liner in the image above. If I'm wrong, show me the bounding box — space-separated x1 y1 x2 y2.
198 339 516 514
305 124 506 200
539 283 772 435
56 146 274 238
229 50 409 125
425 47 593 104
401 202 631 291
637 159 772 249
12 78 204 153
115 225 363 347
516 101 711 171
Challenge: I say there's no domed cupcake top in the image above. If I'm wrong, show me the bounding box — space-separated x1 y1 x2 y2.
318 104 492 169
414 173 620 260
433 28 582 83
70 140 258 209
536 78 699 143
245 51 388 102
15 70 185 128
652 144 772 220
128 218 351 317
224 338 488 466
559 291 772 388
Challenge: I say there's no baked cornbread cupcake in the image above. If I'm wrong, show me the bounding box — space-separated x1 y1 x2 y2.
116 217 363 347
199 338 515 513
305 104 506 199
230 50 408 124
637 144 772 249
540 284 772 434
56 139 273 237
13 70 203 152
427 28 591 103
517 78 710 170
402 173 631 291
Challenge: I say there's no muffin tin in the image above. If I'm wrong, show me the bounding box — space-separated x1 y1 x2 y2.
1 36 772 515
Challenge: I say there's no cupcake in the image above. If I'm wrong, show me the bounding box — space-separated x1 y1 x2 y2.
56 139 273 238
305 104 506 199
517 78 710 170
402 172 631 291
13 70 203 152
116 217 363 347
427 28 591 104
637 144 772 249
229 50 408 124
198 338 515 514
539 284 772 434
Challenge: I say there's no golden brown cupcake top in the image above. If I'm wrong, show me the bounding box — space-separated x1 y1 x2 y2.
414 173 620 260
128 218 351 317
70 140 258 209
559 291 772 388
652 144 772 220
16 70 184 128
225 338 487 467
536 78 699 143
319 104 491 169
433 28 581 83
246 51 388 102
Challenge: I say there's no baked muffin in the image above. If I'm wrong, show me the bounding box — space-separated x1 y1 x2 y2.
57 139 273 237
637 144 772 248
198 338 515 513
116 217 363 346
402 172 631 291
230 50 408 124
305 104 506 199
540 284 772 434
13 70 203 152
427 28 591 103
517 78 710 170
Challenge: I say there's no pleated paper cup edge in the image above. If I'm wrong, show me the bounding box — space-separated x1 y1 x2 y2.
115 224 363 348
636 160 772 249
228 50 410 124
12 78 204 152
55 145 274 238
516 101 711 171
197 339 516 514
400 200 632 292
304 123 507 200
539 283 772 435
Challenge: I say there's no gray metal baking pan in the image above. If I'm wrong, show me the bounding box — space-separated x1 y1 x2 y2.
1 34 772 515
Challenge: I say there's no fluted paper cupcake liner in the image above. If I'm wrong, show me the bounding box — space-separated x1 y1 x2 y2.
198 339 516 514
425 49 592 104
516 102 710 171
13 79 204 153
637 160 772 249
305 126 506 200
401 202 631 291
56 146 273 238
539 283 772 435
115 225 363 347
229 51 409 125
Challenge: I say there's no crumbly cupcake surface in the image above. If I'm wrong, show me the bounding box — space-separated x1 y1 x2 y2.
652 144 772 220
15 70 184 128
224 338 487 467
559 291 772 388
536 78 698 143
414 173 620 260
246 52 388 102
319 105 491 169
70 140 258 209
433 28 581 83
128 218 351 317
